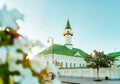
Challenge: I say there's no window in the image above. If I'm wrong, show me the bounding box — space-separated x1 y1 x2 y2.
61 62 63 67
70 63 72 68
80 64 81 67
83 64 84 67
74 63 76 68
66 62 68 68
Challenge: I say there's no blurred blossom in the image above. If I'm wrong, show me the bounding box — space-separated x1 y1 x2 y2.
9 9 24 21
0 5 24 30
0 4 61 84
30 55 47 73
0 46 7 64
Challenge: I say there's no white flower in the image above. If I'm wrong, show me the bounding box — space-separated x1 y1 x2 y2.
20 76 39 84
14 38 32 53
16 64 25 75
30 55 47 73
9 9 24 21
0 5 16 29
13 68 39 84
20 68 32 77
13 76 24 83
7 46 23 61
0 5 24 29
0 46 7 64
18 68 39 84
8 61 18 71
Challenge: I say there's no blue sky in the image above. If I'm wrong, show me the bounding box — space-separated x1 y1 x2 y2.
1 0 120 54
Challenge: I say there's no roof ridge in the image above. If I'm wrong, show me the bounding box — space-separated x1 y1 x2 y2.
40 44 88 57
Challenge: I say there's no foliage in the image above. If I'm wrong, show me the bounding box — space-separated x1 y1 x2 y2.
0 5 61 84
84 50 114 68
84 50 115 80
0 28 21 46
0 63 9 84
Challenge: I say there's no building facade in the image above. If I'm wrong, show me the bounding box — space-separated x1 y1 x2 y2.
40 19 120 79
40 19 88 68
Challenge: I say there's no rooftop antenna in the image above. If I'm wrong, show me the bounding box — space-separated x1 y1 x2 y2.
67 16 69 20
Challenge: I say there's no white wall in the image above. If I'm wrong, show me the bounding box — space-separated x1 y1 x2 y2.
53 54 86 68
44 54 120 79
59 68 120 79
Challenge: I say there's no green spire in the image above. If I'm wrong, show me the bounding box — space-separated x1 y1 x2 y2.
65 19 71 29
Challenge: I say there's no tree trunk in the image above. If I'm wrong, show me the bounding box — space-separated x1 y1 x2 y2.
93 68 94 79
97 65 99 80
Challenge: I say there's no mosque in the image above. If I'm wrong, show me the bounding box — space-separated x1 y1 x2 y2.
40 19 120 79
40 19 88 68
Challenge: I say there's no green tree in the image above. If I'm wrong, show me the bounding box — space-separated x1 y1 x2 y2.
84 50 114 80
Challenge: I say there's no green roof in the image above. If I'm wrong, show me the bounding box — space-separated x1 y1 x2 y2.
65 19 71 29
107 52 120 57
40 44 88 57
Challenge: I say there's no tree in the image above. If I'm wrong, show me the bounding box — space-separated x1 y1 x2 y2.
84 50 114 80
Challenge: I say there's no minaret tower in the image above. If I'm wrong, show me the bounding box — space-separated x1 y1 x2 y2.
63 19 73 49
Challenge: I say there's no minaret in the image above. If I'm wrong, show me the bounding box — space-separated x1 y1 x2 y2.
63 19 73 49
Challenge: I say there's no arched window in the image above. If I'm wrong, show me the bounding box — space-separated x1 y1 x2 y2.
61 62 63 67
66 62 67 68
83 64 84 67
74 63 76 68
70 63 72 68
80 64 81 67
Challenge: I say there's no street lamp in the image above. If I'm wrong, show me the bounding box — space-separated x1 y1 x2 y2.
47 37 54 64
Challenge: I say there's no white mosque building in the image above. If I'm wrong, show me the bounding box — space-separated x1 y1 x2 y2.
40 19 120 79
40 19 88 69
